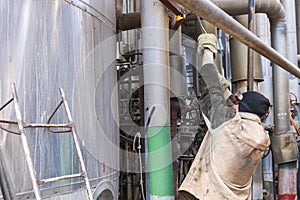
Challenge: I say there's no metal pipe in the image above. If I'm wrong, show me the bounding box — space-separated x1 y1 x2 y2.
173 0 300 79
11 84 41 200
118 12 141 31
210 0 285 24
247 0 255 91
296 0 300 54
141 0 174 199
257 13 274 200
280 1 298 199
281 0 298 66
271 15 296 200
170 27 188 98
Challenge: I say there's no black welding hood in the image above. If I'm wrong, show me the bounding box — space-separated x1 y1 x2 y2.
238 91 270 118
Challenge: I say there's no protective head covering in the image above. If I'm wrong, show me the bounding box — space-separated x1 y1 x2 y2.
237 91 270 118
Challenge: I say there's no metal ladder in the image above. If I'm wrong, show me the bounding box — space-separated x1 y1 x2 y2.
0 83 94 200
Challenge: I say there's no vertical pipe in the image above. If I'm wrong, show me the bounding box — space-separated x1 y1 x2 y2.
272 20 297 200
281 1 299 199
170 27 188 98
247 0 255 91
247 3 263 198
257 13 275 200
169 27 186 199
282 0 299 102
141 0 174 199
296 0 300 55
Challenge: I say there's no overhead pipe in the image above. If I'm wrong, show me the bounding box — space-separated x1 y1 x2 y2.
172 0 300 79
117 0 300 79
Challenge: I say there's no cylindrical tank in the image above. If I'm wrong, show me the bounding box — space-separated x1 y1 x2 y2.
230 15 264 85
0 0 119 199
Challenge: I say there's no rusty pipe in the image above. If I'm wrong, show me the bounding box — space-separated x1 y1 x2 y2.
172 0 300 79
116 0 141 31
118 12 141 31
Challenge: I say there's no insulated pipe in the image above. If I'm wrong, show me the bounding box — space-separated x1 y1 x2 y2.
283 0 300 107
281 0 298 66
170 28 188 98
172 0 300 79
118 12 141 31
280 1 299 199
257 13 274 200
211 0 285 24
141 0 174 199
272 18 296 200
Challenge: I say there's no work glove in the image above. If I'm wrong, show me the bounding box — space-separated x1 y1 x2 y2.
218 73 230 92
197 33 217 55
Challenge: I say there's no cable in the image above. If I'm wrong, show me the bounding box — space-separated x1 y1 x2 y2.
197 16 207 34
133 132 146 200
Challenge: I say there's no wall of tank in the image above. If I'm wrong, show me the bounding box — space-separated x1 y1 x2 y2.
0 0 119 199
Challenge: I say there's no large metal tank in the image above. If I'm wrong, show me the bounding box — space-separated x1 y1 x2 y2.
0 0 119 199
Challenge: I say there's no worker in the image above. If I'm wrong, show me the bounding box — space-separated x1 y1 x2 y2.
178 34 271 200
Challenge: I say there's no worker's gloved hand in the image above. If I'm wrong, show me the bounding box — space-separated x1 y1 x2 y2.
197 33 217 55
218 73 230 92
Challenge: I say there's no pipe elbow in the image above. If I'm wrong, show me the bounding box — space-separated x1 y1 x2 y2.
256 0 285 25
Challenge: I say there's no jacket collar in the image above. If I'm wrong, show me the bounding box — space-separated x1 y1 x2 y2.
239 112 261 123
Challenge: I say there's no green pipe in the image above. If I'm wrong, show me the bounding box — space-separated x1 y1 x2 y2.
141 0 174 199
147 126 174 199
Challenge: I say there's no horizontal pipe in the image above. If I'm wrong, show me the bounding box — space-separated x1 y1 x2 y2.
173 0 300 79
117 12 141 31
211 0 285 24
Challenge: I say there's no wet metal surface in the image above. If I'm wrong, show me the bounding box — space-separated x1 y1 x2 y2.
0 0 119 199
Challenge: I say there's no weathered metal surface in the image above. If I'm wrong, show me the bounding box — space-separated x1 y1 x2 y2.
0 0 119 199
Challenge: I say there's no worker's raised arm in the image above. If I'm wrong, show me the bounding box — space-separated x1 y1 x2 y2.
197 34 236 129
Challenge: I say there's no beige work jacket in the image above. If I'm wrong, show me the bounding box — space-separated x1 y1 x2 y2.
179 112 270 200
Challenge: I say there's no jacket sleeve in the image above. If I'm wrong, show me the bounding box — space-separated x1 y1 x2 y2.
199 63 236 129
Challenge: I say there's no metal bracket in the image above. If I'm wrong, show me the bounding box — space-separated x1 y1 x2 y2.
159 0 186 30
